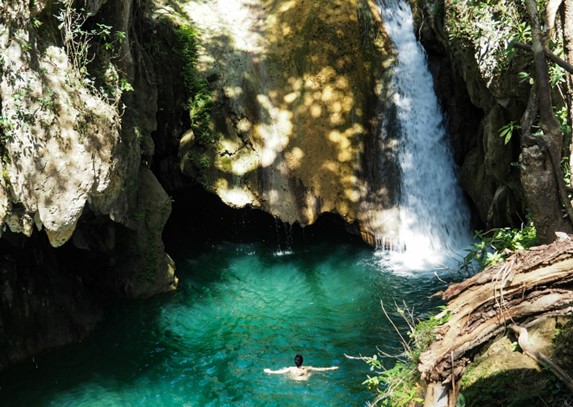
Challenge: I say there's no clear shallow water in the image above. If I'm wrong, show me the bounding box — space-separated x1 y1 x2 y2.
0 240 444 407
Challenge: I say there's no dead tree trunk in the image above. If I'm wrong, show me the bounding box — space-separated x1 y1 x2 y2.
418 237 573 401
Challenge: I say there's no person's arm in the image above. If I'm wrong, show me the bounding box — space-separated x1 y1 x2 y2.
264 367 290 374
308 366 339 371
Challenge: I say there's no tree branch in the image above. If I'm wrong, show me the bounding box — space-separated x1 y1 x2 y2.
419 238 573 383
513 41 573 75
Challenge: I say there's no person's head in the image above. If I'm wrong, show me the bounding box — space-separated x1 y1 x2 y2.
294 354 303 367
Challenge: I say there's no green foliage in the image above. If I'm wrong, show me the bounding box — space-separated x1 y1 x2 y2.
461 219 538 273
0 115 15 143
56 1 101 75
498 121 520 145
55 0 129 104
119 78 134 93
445 0 528 76
555 105 571 137
37 87 56 112
184 149 212 172
175 24 217 146
518 70 533 84
359 305 450 406
512 20 531 43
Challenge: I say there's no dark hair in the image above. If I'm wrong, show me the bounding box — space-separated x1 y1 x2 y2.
294 354 303 367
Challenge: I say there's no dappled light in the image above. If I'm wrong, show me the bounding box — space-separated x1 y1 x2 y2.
215 182 257 207
0 27 121 246
254 93 293 167
171 0 400 234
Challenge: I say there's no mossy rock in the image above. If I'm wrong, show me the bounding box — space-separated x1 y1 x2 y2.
553 319 573 374
460 318 573 406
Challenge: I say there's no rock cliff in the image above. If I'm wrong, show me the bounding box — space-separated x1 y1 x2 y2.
0 0 539 375
0 0 177 371
171 0 403 245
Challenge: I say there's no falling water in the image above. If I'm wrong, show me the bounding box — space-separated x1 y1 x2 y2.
377 0 472 272
273 217 294 256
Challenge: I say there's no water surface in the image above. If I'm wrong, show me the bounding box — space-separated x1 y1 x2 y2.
0 240 444 406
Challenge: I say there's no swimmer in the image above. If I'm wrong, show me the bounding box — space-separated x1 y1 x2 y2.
264 354 339 381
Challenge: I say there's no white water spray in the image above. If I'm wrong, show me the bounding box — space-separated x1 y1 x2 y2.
377 0 472 272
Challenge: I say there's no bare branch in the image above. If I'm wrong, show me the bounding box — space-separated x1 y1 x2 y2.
513 41 573 74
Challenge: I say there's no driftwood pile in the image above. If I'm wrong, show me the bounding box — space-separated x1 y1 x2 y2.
419 236 573 406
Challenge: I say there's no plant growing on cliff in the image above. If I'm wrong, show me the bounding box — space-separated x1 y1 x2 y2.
461 218 538 273
0 115 15 144
175 24 216 146
55 0 130 105
446 0 529 77
56 1 103 76
498 121 520 144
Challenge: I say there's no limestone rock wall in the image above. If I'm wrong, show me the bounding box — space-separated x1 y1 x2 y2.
169 0 402 244
0 0 176 295
0 0 177 371
0 10 121 246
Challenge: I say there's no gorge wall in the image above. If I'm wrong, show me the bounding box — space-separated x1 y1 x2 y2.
169 0 534 240
0 0 178 371
0 0 536 373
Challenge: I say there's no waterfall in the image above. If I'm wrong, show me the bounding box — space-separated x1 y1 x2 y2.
377 0 472 272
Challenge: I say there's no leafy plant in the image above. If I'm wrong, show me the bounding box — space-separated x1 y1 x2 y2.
511 18 531 43
55 0 128 104
518 70 533 84
56 0 99 75
555 105 571 136
0 115 15 143
350 304 450 406
175 24 217 146
445 0 528 77
461 218 538 273
498 121 520 145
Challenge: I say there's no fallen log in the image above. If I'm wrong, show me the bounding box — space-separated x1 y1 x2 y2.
418 237 573 391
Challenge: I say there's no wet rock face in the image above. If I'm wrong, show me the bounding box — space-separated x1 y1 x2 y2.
413 0 530 229
176 0 402 243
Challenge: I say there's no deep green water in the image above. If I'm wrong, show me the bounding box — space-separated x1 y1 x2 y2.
0 239 444 407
